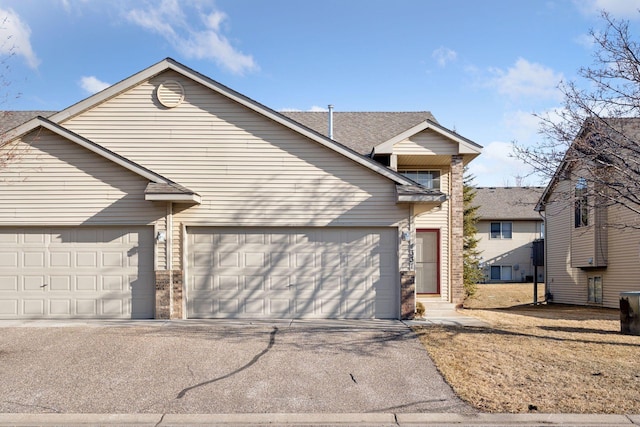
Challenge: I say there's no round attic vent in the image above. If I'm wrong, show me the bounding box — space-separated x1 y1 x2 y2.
157 80 185 108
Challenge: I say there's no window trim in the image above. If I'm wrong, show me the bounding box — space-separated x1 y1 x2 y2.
588 276 603 304
398 169 441 190
490 221 513 239
490 265 513 281
575 177 589 228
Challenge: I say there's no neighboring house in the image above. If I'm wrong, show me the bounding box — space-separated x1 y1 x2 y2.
474 187 545 283
0 58 481 320
536 119 640 309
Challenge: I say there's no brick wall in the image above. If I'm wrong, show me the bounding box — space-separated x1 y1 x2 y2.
400 270 416 319
450 155 464 306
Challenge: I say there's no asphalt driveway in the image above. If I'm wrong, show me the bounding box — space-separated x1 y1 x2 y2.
0 320 474 414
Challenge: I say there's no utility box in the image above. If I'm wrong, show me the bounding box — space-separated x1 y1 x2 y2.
620 291 640 335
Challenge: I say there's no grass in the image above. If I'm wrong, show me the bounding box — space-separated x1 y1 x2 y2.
413 283 640 414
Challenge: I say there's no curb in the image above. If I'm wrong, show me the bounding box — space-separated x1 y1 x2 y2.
0 413 638 426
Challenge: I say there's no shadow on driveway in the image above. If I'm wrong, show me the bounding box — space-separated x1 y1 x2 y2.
0 320 475 414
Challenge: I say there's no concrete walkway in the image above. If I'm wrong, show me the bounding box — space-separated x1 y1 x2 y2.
0 412 637 426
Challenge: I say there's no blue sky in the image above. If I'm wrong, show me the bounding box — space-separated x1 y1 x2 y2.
1 0 640 186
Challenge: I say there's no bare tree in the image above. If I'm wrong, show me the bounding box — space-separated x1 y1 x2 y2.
515 11 640 228
0 16 21 169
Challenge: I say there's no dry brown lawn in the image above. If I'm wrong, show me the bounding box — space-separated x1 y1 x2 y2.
414 284 640 414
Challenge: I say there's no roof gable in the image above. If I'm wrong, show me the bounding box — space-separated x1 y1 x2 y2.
41 58 416 188
373 119 483 156
6 116 200 203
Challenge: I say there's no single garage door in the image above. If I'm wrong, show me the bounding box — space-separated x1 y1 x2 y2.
0 227 154 319
187 227 398 319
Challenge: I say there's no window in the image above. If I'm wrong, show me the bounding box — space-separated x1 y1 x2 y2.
490 265 512 281
400 170 441 190
575 178 589 228
490 222 512 239
588 276 603 304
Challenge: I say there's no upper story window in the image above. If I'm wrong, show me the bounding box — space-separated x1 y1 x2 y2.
490 222 512 239
400 170 441 190
575 177 589 228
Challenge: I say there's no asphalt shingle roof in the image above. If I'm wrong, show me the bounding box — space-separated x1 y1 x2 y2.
0 111 56 133
281 111 437 155
4 110 437 157
474 187 545 220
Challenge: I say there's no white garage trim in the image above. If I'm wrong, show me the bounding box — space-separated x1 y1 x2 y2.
0 226 155 319
186 227 399 319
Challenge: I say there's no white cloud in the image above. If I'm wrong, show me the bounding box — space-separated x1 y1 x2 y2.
309 105 327 112
125 0 257 75
467 140 546 187
79 76 110 94
503 110 544 144
432 47 457 67
576 0 640 19
489 58 563 101
0 8 39 69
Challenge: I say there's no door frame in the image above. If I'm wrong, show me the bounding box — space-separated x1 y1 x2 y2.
416 228 441 295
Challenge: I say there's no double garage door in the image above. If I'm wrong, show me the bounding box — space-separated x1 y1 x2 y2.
0 226 398 319
187 227 399 319
0 227 154 319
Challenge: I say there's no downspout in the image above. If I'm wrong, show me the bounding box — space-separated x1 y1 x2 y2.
328 104 334 140
538 208 548 303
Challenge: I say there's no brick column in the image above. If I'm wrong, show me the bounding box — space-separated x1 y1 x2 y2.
171 270 184 319
450 155 464 307
155 270 171 319
400 271 416 320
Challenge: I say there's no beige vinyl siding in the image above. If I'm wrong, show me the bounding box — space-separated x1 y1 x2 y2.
413 170 450 299
596 206 640 307
155 215 168 270
545 180 586 305
62 70 409 269
63 71 406 223
0 128 165 227
393 130 458 155
477 220 544 282
570 226 596 268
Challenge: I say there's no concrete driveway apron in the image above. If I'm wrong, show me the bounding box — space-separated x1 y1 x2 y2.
0 320 475 414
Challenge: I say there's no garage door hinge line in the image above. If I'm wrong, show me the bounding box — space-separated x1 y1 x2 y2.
175 327 278 399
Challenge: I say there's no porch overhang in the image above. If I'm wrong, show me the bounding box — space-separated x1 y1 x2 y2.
144 182 202 204
396 184 448 204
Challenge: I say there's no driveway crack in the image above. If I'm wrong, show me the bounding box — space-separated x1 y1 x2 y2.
154 413 166 427
176 326 278 399
3 400 60 413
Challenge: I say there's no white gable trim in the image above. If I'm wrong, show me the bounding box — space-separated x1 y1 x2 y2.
45 58 417 187
373 119 483 155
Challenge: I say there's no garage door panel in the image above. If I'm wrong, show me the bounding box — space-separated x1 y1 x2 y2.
49 299 70 316
50 276 71 291
187 227 398 319
0 277 17 291
0 227 154 319
24 299 44 316
0 299 17 315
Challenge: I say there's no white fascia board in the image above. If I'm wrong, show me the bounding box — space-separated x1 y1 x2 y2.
397 194 448 203
145 193 202 203
47 60 170 123
374 121 431 154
